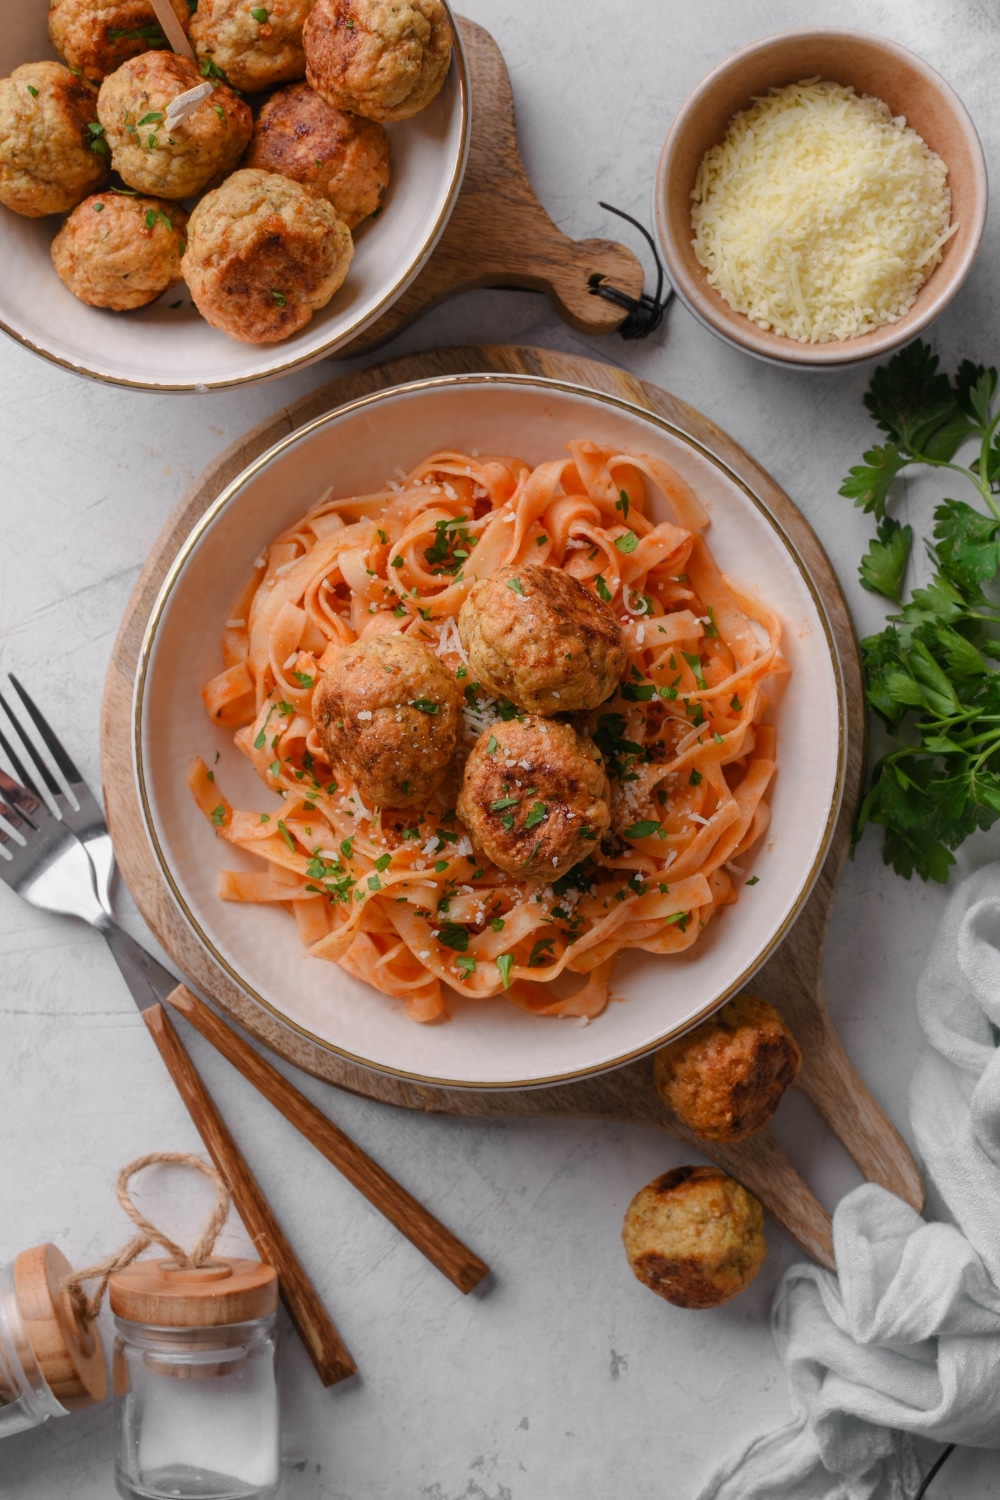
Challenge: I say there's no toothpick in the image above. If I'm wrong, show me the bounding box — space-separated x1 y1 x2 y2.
150 0 197 61
165 82 214 130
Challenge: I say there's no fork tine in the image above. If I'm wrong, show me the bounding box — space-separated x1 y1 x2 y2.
8 675 83 783
0 695 63 799
0 723 43 799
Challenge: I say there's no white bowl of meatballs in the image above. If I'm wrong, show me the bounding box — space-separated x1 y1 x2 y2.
0 1 469 390
134 376 846 1089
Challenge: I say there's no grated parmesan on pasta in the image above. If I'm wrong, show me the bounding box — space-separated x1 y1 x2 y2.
690 79 956 343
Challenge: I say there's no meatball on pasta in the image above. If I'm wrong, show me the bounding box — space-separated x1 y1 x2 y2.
303 0 452 122
244 81 390 229
458 716 611 880
622 1166 766 1308
459 563 627 716
0 62 108 218
182 168 353 343
314 634 462 807
52 192 188 310
97 51 251 200
652 993 802 1142
48 0 191 84
190 0 315 95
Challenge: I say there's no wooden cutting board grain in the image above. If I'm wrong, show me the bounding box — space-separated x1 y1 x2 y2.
101 346 924 1272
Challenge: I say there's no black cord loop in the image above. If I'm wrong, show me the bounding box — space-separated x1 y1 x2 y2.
914 1443 956 1500
588 201 673 340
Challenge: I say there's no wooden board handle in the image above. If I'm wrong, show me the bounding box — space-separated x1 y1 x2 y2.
166 984 490 1294
141 1003 357 1386
794 1022 924 1213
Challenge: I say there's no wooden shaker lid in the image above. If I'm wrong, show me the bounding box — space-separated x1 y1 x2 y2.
109 1258 278 1327
12 1244 108 1411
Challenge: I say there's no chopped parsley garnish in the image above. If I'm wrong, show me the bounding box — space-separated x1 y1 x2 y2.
254 706 275 749
624 819 659 839
486 735 498 754
507 577 526 597
374 853 392 872
490 796 519 811
290 671 313 689
746 875 760 886
434 859 449 873
616 489 630 520
528 936 556 966
259 813 270 823
455 954 476 979
659 684 677 701
269 760 280 777
109 24 166 42
536 534 547 546
730 695 742 712
523 801 547 829
144 209 157 230
26 84 39 98
367 874 381 891
614 530 638 554
251 6 269 20
495 953 514 988
411 698 438 713
277 820 295 852
501 812 514 831
666 912 689 932
689 769 703 787
702 606 719 638
490 917 505 932
437 922 469 952
340 837 354 859
271 291 288 307
681 651 707 690
210 804 225 826
594 574 612 603
390 555 404 568
621 681 655 702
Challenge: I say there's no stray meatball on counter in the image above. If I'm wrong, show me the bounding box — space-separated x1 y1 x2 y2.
182 168 353 343
244 82 391 229
0 61 108 218
459 563 628 715
303 0 453 122
622 1165 766 1308
190 0 315 95
52 193 188 310
313 633 462 808
48 0 191 84
458 716 611 880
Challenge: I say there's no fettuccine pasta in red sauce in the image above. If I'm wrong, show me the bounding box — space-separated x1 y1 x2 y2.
191 442 786 1023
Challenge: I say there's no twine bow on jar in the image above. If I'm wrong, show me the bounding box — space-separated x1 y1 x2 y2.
63 1153 232 1324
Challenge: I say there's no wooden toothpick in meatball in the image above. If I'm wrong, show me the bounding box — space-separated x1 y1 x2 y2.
622 1166 766 1309
182 168 353 343
0 62 108 218
52 193 188 311
458 564 628 716
97 51 251 200
303 0 453 123
190 0 314 95
244 82 390 230
457 716 610 880
313 634 462 808
49 0 191 84
652 994 802 1143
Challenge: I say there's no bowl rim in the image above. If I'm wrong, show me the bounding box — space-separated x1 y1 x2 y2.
133 371 848 1090
652 26 989 368
0 4 472 393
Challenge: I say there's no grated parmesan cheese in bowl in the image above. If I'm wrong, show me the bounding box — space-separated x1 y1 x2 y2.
690 79 957 344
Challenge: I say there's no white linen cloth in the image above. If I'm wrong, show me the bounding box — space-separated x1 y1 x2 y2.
695 864 1000 1500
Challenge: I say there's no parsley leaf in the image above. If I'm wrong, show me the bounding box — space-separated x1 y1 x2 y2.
859 517 913 603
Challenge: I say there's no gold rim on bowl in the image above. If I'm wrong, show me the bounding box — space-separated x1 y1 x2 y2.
133 372 848 1090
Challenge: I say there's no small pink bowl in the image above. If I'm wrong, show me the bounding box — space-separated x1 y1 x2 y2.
653 29 989 367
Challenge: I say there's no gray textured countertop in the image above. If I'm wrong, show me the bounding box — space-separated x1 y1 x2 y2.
2 2 999 1495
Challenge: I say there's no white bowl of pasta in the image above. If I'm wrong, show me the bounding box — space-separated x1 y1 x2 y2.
135 375 845 1089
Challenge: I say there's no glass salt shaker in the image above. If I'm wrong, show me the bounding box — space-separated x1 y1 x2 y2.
0 1242 108 1438
109 1255 279 1500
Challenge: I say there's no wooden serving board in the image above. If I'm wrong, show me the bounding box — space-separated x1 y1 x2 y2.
101 346 924 1274
338 17 647 355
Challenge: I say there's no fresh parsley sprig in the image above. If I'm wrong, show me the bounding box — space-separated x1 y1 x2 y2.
842 340 1000 882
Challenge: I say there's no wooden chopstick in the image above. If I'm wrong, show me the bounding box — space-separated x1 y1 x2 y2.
143 1002 356 1385
166 985 491 1294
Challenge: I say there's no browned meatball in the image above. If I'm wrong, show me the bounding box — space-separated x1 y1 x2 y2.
457 716 610 880
182 168 353 343
622 1166 766 1309
459 564 627 716
97 51 252 199
0 62 108 218
653 994 802 1143
190 0 314 95
49 0 191 84
303 0 452 123
52 193 188 310
244 82 390 229
314 633 461 807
